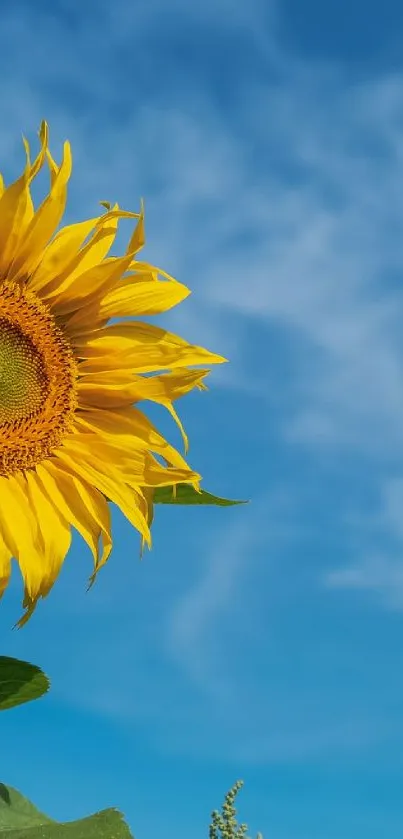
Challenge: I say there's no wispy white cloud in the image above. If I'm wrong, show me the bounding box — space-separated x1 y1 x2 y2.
202 73 403 456
325 478 403 608
326 555 403 609
166 500 269 702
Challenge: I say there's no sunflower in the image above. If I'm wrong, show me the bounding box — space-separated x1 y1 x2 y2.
0 122 226 626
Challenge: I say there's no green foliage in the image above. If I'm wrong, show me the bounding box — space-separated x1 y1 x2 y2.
0 780 262 838
0 785 54 830
0 657 49 711
154 484 247 506
209 781 263 839
0 785 133 838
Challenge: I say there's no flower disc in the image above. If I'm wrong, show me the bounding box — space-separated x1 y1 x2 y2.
0 281 77 475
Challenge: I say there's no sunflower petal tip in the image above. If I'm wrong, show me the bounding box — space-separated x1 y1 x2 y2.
14 601 36 630
86 573 97 592
39 120 49 145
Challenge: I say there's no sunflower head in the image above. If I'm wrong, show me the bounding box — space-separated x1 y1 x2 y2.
0 121 226 626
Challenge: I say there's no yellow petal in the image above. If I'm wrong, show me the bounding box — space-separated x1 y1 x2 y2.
77 372 144 408
77 368 209 450
45 146 59 186
0 122 48 274
75 321 227 373
28 217 100 293
74 406 192 471
142 451 200 487
125 199 145 255
36 460 112 572
66 274 190 330
77 367 209 407
49 252 135 316
54 443 152 547
133 368 209 400
8 141 73 281
0 533 11 600
88 208 141 223
59 433 199 488
15 474 71 628
0 475 42 561
0 474 52 625
24 470 71 594
62 431 146 472
36 205 134 301
19 139 36 232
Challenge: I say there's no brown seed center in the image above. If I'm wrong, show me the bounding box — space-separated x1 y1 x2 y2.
0 282 78 475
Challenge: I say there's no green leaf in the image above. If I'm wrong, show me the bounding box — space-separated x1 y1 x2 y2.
0 657 49 711
154 484 247 506
0 786 133 838
0 785 53 829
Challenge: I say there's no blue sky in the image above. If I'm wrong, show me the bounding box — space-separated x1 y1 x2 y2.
1 0 403 836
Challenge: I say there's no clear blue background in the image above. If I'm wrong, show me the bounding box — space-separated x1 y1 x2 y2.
0 1 403 837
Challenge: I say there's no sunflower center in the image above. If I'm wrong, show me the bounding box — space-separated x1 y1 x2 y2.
0 282 78 475
0 319 48 424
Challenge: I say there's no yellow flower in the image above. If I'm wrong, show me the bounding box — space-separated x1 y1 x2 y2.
0 122 226 625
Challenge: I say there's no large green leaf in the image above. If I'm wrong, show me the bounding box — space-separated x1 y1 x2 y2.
0 658 49 711
0 786 133 838
154 484 247 506
0 785 53 829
